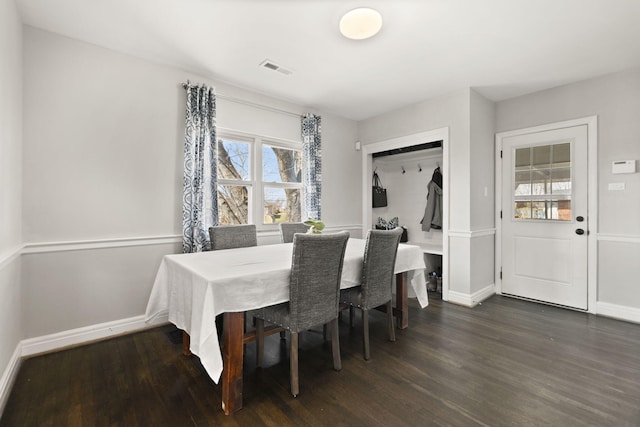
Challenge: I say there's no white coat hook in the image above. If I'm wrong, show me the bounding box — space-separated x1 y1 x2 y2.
418 164 422 172
401 166 406 174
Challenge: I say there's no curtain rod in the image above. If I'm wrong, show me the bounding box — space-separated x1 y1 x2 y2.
182 81 301 119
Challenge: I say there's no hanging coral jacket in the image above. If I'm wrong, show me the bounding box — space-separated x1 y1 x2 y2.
421 168 443 231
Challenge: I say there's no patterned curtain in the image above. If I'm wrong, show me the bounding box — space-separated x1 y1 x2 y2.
183 83 218 253
301 113 322 220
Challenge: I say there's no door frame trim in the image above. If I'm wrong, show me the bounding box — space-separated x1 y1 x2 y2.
495 116 598 313
362 127 450 300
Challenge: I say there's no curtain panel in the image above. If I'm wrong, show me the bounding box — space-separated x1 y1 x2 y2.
183 83 218 253
301 113 322 220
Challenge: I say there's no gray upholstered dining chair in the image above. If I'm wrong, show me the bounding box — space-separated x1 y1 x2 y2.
340 227 403 360
253 231 350 397
208 224 258 331
209 224 257 250
279 222 310 243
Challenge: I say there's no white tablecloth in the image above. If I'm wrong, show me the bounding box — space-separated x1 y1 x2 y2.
145 239 427 383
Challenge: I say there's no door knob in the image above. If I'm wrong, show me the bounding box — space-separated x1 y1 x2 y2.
575 228 585 235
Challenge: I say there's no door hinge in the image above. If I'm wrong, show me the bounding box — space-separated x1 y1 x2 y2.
500 150 503 158
500 210 502 219
500 270 502 280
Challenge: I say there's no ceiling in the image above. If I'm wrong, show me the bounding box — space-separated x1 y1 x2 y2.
16 0 640 121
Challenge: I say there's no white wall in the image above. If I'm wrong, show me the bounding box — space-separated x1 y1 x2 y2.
358 89 496 303
358 89 472 231
21 27 360 339
470 90 496 230
0 0 23 409
469 90 496 295
496 68 640 316
372 150 443 246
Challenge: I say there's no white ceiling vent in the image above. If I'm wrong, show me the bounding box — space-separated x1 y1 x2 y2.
259 59 293 76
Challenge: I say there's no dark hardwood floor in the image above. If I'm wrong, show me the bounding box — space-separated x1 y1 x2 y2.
2 294 640 426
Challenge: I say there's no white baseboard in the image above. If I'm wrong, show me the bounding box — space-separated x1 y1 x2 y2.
596 301 640 324
21 313 169 357
1 313 170 412
447 283 496 307
0 345 22 415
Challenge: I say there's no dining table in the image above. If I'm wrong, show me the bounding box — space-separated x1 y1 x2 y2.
145 237 428 414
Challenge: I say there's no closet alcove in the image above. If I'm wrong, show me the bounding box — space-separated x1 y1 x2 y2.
362 128 449 299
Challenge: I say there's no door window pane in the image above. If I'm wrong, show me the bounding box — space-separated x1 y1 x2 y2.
515 147 531 168
532 145 551 167
514 201 532 219
531 201 547 219
551 168 571 194
553 143 571 165
515 171 531 195
556 200 572 221
531 169 550 195
264 187 301 224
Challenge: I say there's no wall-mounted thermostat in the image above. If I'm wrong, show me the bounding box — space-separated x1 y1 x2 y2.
612 160 636 174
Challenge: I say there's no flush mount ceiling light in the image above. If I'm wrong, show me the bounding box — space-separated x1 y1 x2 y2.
339 7 382 40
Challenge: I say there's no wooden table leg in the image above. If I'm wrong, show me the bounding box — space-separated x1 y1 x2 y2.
182 331 192 356
395 272 409 329
221 312 244 415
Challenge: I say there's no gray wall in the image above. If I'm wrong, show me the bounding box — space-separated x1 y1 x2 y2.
496 68 640 312
0 0 23 404
358 89 497 302
469 90 496 295
20 27 361 339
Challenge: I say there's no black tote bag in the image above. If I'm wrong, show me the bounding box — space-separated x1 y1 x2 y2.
372 171 388 208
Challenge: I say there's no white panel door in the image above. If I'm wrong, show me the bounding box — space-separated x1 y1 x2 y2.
501 125 588 309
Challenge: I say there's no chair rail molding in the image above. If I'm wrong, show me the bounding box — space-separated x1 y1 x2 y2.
0 245 23 270
22 235 183 254
448 228 496 239
596 233 640 243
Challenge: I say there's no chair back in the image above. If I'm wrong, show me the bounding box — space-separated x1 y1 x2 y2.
289 231 350 332
209 224 257 250
361 228 403 310
279 222 310 243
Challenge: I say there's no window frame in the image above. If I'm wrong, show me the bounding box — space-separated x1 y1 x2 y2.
217 128 303 229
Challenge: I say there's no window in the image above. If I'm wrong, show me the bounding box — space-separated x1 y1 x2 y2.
513 142 572 221
217 132 302 226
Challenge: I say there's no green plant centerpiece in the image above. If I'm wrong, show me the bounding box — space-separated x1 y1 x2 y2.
303 218 325 234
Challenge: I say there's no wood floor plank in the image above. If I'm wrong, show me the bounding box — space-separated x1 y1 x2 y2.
2 295 640 426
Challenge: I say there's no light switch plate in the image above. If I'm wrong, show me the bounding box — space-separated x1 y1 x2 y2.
608 182 626 191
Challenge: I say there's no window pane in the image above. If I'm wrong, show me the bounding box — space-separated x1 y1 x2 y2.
263 145 302 183
532 145 551 167
217 185 249 224
515 171 531 195
551 167 571 194
218 139 250 180
514 201 531 219
531 168 550 195
264 187 301 224
531 201 547 219
553 143 571 166
515 147 531 168
556 199 572 221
